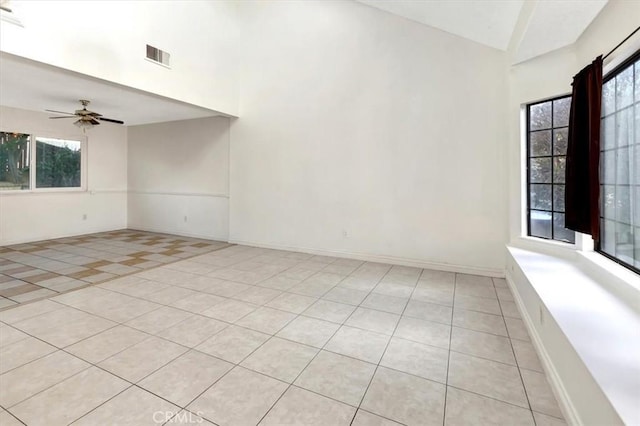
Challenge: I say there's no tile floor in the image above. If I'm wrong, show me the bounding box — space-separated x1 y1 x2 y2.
0 230 230 308
0 243 567 425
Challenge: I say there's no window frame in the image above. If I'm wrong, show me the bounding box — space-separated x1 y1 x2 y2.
595 48 640 274
525 94 576 244
0 127 88 193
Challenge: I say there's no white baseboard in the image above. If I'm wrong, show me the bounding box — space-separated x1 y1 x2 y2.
127 224 228 242
229 238 504 277
0 225 127 246
505 270 581 426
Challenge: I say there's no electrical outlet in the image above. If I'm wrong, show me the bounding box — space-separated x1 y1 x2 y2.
82 214 87 220
184 216 188 223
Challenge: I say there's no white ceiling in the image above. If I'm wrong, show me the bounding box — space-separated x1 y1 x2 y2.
0 53 223 126
357 0 525 50
355 0 608 61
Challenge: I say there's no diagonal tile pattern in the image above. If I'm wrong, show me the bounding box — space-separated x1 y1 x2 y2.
0 238 567 425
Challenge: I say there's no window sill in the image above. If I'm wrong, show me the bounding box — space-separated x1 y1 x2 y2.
506 245 640 425
0 189 86 196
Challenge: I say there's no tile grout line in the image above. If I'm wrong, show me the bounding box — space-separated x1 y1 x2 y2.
442 272 458 426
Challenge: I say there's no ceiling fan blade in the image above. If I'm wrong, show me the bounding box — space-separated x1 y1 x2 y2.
87 112 103 117
49 116 77 119
97 117 124 124
89 118 101 125
45 109 75 115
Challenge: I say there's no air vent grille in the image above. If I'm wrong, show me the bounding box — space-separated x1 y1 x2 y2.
146 45 170 67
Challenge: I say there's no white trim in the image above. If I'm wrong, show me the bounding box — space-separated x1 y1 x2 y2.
505 269 582 426
229 238 504 277
128 190 229 198
0 225 127 246
127 225 227 242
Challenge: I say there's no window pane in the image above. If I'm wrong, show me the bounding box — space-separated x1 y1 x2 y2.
531 210 552 239
530 102 552 131
0 132 30 190
530 130 551 156
601 115 615 150
616 66 634 109
615 222 634 265
530 157 551 183
616 185 631 224
553 97 570 127
602 219 616 255
616 107 633 147
602 150 616 185
635 61 640 102
553 185 565 212
553 156 566 183
35 138 81 188
616 147 630 184
603 185 615 218
530 184 552 210
553 128 568 155
603 79 615 117
553 213 575 243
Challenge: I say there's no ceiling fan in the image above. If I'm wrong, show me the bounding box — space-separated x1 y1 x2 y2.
47 100 124 131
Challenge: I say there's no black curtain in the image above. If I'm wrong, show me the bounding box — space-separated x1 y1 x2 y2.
565 56 603 238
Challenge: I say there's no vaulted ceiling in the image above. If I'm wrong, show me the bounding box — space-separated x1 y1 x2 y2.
355 0 608 63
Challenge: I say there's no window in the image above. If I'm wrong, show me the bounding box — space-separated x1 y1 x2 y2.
0 131 84 191
526 96 576 243
598 50 640 271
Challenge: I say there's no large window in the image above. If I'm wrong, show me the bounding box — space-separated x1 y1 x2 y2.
599 51 640 271
526 96 576 243
0 131 84 191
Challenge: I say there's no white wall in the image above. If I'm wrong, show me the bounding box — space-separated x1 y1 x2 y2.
127 117 230 241
0 1 238 116
0 106 127 244
229 0 509 276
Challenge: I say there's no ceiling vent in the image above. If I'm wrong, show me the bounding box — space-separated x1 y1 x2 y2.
146 45 170 68
0 0 23 27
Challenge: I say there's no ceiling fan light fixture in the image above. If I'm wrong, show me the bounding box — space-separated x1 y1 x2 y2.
73 119 93 132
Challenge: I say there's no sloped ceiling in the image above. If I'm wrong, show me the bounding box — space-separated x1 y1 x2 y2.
355 0 608 62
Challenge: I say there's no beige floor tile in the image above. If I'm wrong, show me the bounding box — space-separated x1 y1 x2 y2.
451 327 516 365
444 386 535 426
505 317 530 341
276 316 340 347
411 287 454 306
99 336 188 383
65 325 151 363
404 300 453 325
346 307 400 335
521 369 564 418
0 324 29 347
8 288 57 303
0 409 22 426
189 366 287 426
202 299 257 322
302 299 356 324
54 287 161 322
0 299 64 324
380 337 448 383
261 386 356 425
452 309 508 336
126 306 193 334
454 295 502 315
447 352 528 408
322 287 369 305
295 350 376 406
157 315 228 347
233 286 282 305
236 306 296 335
12 307 116 347
0 336 56 374
361 293 408 314
496 287 515 301
140 350 233 406
455 277 497 299
0 297 17 309
169 292 226 314
74 386 179 426
258 275 301 291
361 367 445 426
394 316 451 349
372 282 414 298
196 325 270 363
338 276 379 292
500 300 522 319
241 337 318 383
533 412 567 426
352 410 403 425
325 325 390 364
10 367 128 426
140 286 199 305
98 276 169 298
512 339 543 372
265 292 317 314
